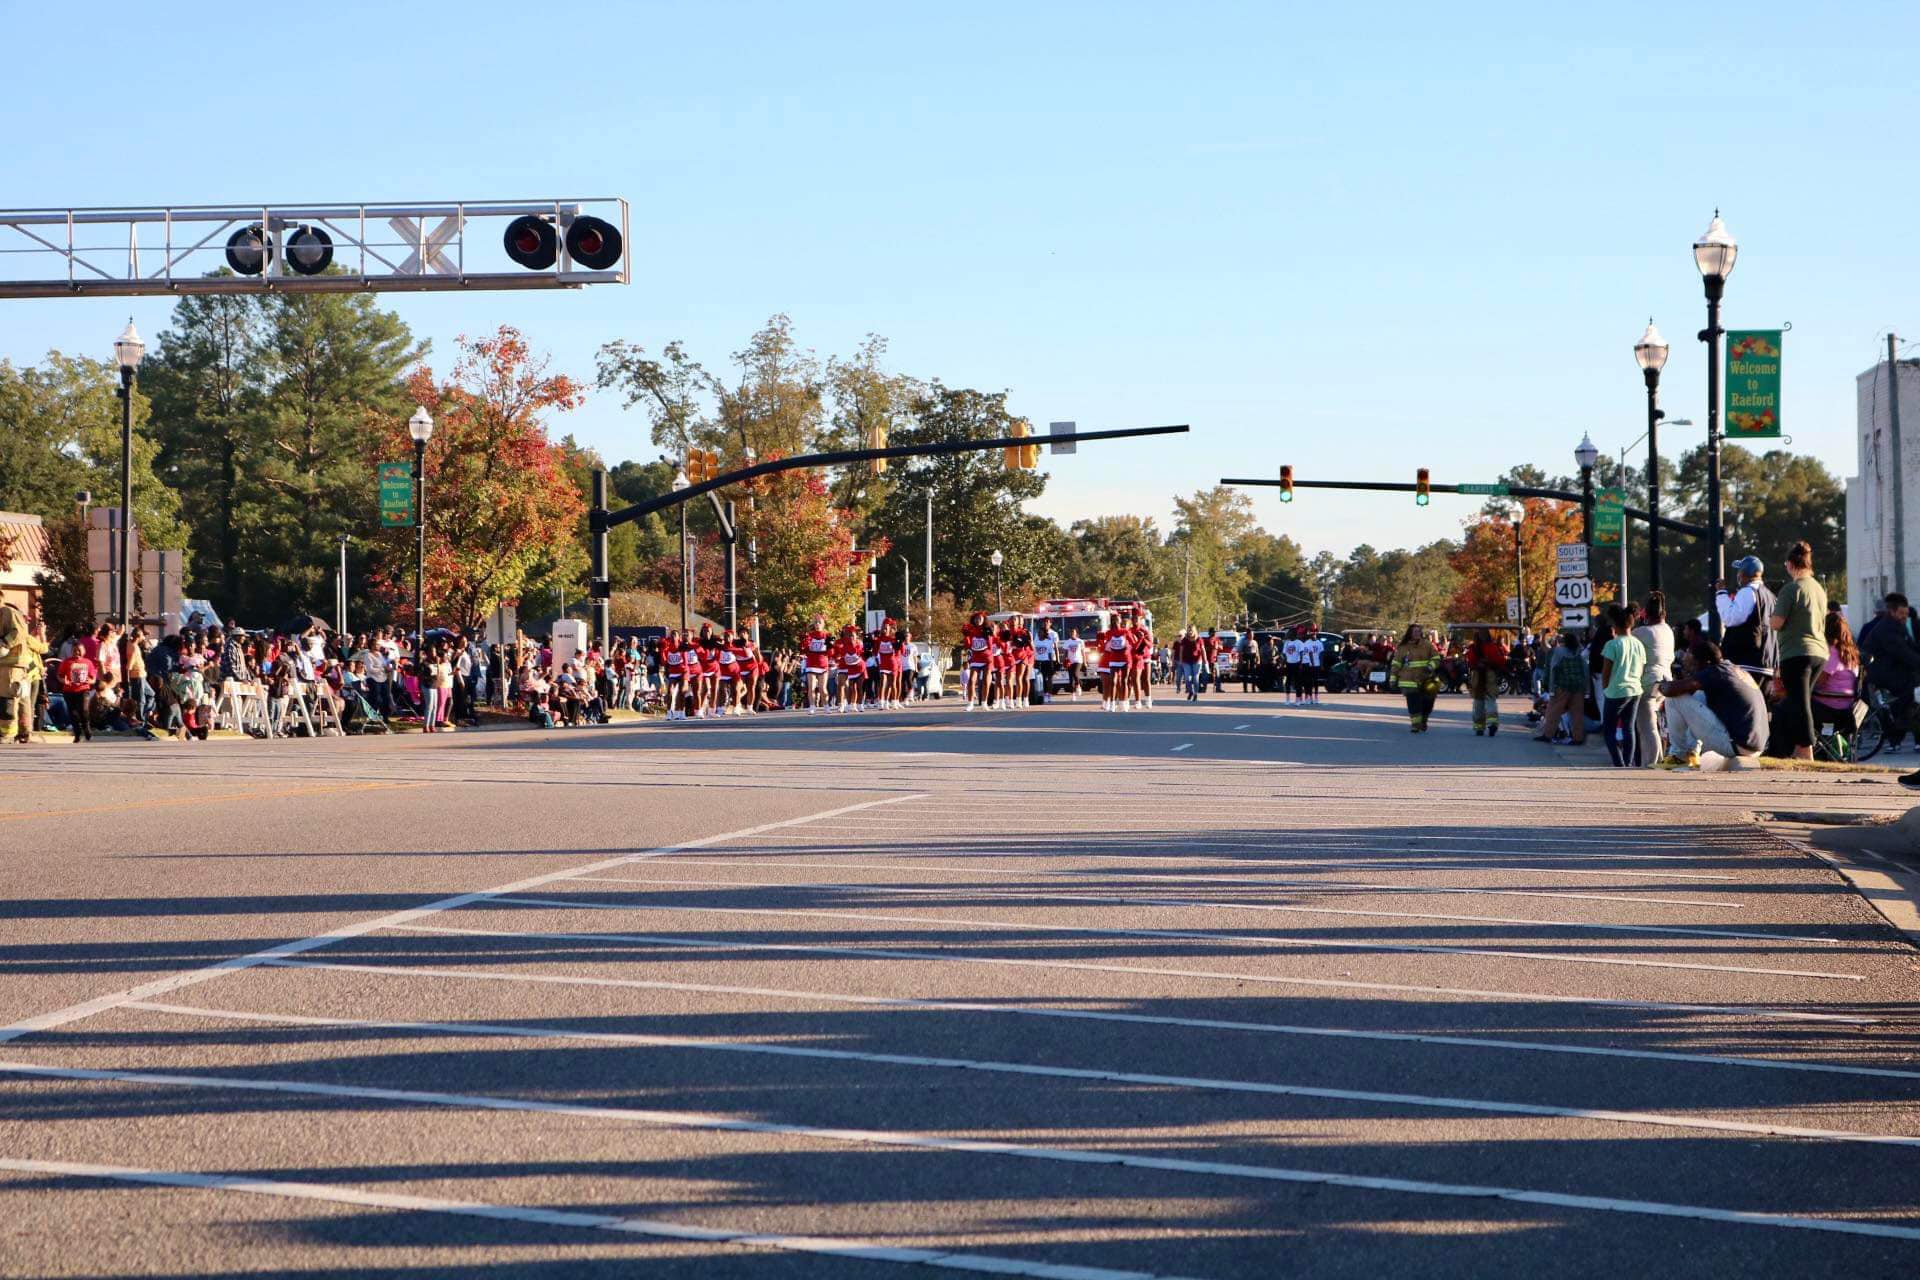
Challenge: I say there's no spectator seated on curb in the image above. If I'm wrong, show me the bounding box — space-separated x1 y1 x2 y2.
1655 639 1769 770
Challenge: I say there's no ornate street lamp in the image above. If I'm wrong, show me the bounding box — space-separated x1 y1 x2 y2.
1634 320 1670 592
1694 212 1737 635
408 406 434 638
111 319 145 629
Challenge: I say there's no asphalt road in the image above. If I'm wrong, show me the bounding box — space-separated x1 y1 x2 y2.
2 691 1918 1278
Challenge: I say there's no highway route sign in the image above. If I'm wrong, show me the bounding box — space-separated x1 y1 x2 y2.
1556 543 1588 578
1554 577 1594 608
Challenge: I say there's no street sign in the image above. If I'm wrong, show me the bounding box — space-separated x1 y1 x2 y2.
1725 329 1782 439
1505 596 1522 623
1559 607 1590 629
1048 420 1077 455
1593 488 1625 547
1553 577 1594 608
1457 482 1511 496
1556 543 1588 578
378 461 414 527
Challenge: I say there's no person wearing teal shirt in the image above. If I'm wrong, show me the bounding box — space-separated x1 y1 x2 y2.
1600 604 1647 768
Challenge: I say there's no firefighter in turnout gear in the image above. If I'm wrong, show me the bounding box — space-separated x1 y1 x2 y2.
1392 624 1442 733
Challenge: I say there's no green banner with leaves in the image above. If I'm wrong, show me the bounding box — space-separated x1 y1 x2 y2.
1725 329 1782 439
378 461 414 527
1592 487 1625 547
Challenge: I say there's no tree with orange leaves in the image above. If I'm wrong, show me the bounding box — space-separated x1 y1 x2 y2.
1447 498 1594 630
370 327 585 632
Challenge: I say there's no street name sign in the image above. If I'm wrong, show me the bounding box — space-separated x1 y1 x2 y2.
1554 577 1594 608
378 462 414 527
1457 482 1511 496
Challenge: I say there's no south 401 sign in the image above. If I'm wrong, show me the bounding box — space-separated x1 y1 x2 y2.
1726 329 1782 439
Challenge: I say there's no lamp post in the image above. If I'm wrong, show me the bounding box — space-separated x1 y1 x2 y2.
1634 320 1669 594
897 554 911 629
1574 434 1599 565
990 549 1004 613
407 406 433 639
111 319 145 630
671 469 690 631
1494 509 1524 628
1694 212 1737 639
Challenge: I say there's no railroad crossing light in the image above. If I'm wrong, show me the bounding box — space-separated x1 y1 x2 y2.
564 215 622 270
225 224 269 275
684 449 720 485
284 226 333 275
503 215 559 270
868 424 888 476
503 213 622 271
1279 465 1294 503
1416 468 1431 506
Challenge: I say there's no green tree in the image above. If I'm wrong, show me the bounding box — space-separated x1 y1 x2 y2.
868 384 1051 611
1170 486 1258 629
0 351 182 546
1328 540 1461 631
253 291 419 620
1671 443 1845 608
1064 515 1168 600
142 291 269 611
1234 528 1314 626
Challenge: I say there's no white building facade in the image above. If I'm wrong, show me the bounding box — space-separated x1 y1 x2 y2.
1847 355 1920 609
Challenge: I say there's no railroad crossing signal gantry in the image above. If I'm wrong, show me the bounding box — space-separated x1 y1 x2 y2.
0 198 630 298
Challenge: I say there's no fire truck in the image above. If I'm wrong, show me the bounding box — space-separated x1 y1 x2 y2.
1020 598 1156 691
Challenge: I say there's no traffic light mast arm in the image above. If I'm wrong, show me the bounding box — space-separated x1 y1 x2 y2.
598 424 1189 532
1219 476 1709 538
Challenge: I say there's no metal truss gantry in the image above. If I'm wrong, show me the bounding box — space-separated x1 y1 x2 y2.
0 198 629 298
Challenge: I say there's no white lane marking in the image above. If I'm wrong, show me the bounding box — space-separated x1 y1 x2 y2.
261 957 1920 1083
733 843 1749 882
2 1062 1915 1242
0 794 927 1046
125 1000 1920 1151
389 923 1876 1026
613 861 1839 947
523 890 1860 983
0 1156 1188 1280
1169 744 1194 752
760 830 1752 874
1234 724 1252 730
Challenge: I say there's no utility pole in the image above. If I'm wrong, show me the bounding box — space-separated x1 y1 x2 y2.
898 554 910 628
1512 514 1525 629
337 534 350 636
1619 444 1630 601
924 490 933 631
1181 547 1192 629
1890 332 1905 595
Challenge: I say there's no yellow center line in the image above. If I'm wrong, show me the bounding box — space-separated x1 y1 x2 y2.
0 780 431 823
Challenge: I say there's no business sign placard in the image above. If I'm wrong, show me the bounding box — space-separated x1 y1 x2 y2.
1725 329 1782 439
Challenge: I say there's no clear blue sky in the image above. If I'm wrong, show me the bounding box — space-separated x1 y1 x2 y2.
5 2 1914 559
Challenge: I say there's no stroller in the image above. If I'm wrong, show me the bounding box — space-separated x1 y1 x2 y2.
341 686 390 735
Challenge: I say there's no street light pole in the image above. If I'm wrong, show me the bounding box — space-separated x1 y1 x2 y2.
337 534 350 636
1511 513 1525 627
671 469 690 631
1694 212 1737 640
990 549 1004 613
408 407 434 638
111 320 145 630
1575 434 1599 570
898 554 910 628
1634 320 1670 594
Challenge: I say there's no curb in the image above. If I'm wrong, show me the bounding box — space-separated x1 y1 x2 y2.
1763 818 1920 951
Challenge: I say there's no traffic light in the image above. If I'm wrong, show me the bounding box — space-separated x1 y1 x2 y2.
868 424 888 476
1416 468 1431 506
1279 465 1294 503
503 214 622 272
1004 419 1038 470
684 448 722 485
